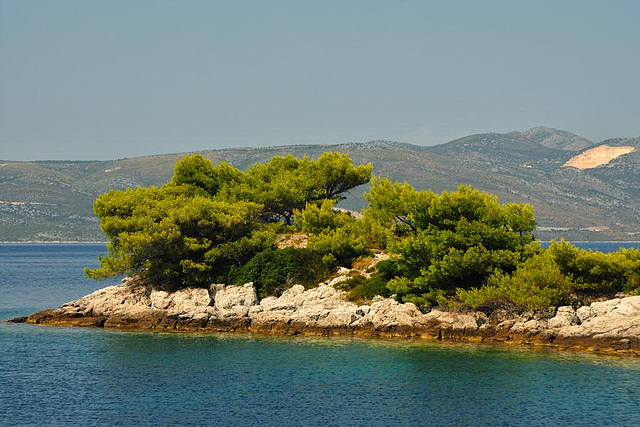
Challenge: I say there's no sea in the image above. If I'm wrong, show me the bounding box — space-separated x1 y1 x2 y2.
1 242 639 426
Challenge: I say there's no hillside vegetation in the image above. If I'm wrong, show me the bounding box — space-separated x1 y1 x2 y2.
86 153 640 310
1 127 639 241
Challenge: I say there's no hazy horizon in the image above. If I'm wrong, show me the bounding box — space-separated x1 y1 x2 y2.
1 0 639 161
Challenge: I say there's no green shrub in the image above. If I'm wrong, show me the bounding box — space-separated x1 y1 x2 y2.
307 227 370 268
85 185 263 290
337 260 399 303
548 241 640 296
293 200 354 234
229 248 330 298
456 252 572 309
372 184 539 305
349 215 394 249
87 152 371 290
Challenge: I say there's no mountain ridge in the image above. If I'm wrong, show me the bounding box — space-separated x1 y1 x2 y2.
1 127 639 242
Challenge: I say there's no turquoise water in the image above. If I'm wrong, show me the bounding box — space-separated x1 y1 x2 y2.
2 244 640 426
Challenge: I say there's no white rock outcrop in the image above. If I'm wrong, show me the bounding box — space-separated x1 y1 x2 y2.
25 278 640 352
557 296 640 340
252 284 361 329
150 288 211 315
61 283 153 317
548 306 578 329
214 283 259 310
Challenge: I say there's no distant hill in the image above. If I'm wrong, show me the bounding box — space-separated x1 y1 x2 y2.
1 127 639 242
523 126 594 151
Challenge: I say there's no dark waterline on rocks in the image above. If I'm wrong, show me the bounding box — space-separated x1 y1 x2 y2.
1 244 640 425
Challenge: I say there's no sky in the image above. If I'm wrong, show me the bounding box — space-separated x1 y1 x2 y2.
1 0 639 161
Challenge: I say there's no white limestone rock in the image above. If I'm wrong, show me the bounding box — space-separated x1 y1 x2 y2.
62 284 151 317
336 267 351 275
259 285 306 311
252 283 361 328
548 306 578 329
576 305 592 323
214 283 258 310
590 298 621 317
559 296 640 339
150 288 211 316
415 308 482 332
353 299 421 329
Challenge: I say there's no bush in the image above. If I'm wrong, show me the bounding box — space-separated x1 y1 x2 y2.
87 152 371 290
293 200 354 235
548 241 640 296
336 260 398 303
307 227 370 268
374 184 538 304
456 252 572 309
85 185 263 290
229 248 330 298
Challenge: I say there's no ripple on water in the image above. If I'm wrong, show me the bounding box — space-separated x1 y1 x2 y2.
1 325 640 426
2 244 640 426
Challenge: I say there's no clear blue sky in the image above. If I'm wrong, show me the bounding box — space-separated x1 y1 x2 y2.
1 0 639 160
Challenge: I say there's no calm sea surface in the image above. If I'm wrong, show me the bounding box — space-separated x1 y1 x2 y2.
1 243 640 426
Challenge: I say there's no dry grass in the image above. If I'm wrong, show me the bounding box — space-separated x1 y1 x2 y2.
275 233 308 249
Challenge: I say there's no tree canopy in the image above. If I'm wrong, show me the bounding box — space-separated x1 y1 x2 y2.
86 152 371 290
363 180 538 305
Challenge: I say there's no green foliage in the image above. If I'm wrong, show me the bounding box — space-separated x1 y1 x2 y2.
87 152 371 291
85 185 263 290
87 150 638 310
457 252 572 309
229 248 329 298
364 177 432 234
247 152 371 224
378 184 538 304
293 200 354 235
348 215 394 250
338 273 392 303
455 243 640 309
313 152 373 201
333 260 397 303
246 154 314 224
171 154 244 196
548 240 640 295
307 226 370 268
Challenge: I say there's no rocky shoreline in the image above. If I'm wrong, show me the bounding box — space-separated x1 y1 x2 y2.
9 276 640 355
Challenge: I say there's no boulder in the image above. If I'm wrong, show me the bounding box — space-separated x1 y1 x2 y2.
576 305 592 323
353 299 421 330
548 306 578 329
150 288 211 316
336 267 351 275
259 285 306 311
214 283 258 310
558 296 640 340
590 298 621 317
416 309 483 333
252 284 361 330
61 284 151 317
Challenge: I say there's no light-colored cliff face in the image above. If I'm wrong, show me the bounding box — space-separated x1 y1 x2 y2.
563 145 636 169
15 277 640 354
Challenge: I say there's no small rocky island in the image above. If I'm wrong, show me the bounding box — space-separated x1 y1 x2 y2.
12 153 639 356
12 274 640 355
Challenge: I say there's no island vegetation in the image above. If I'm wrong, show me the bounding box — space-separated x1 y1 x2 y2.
86 152 640 311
